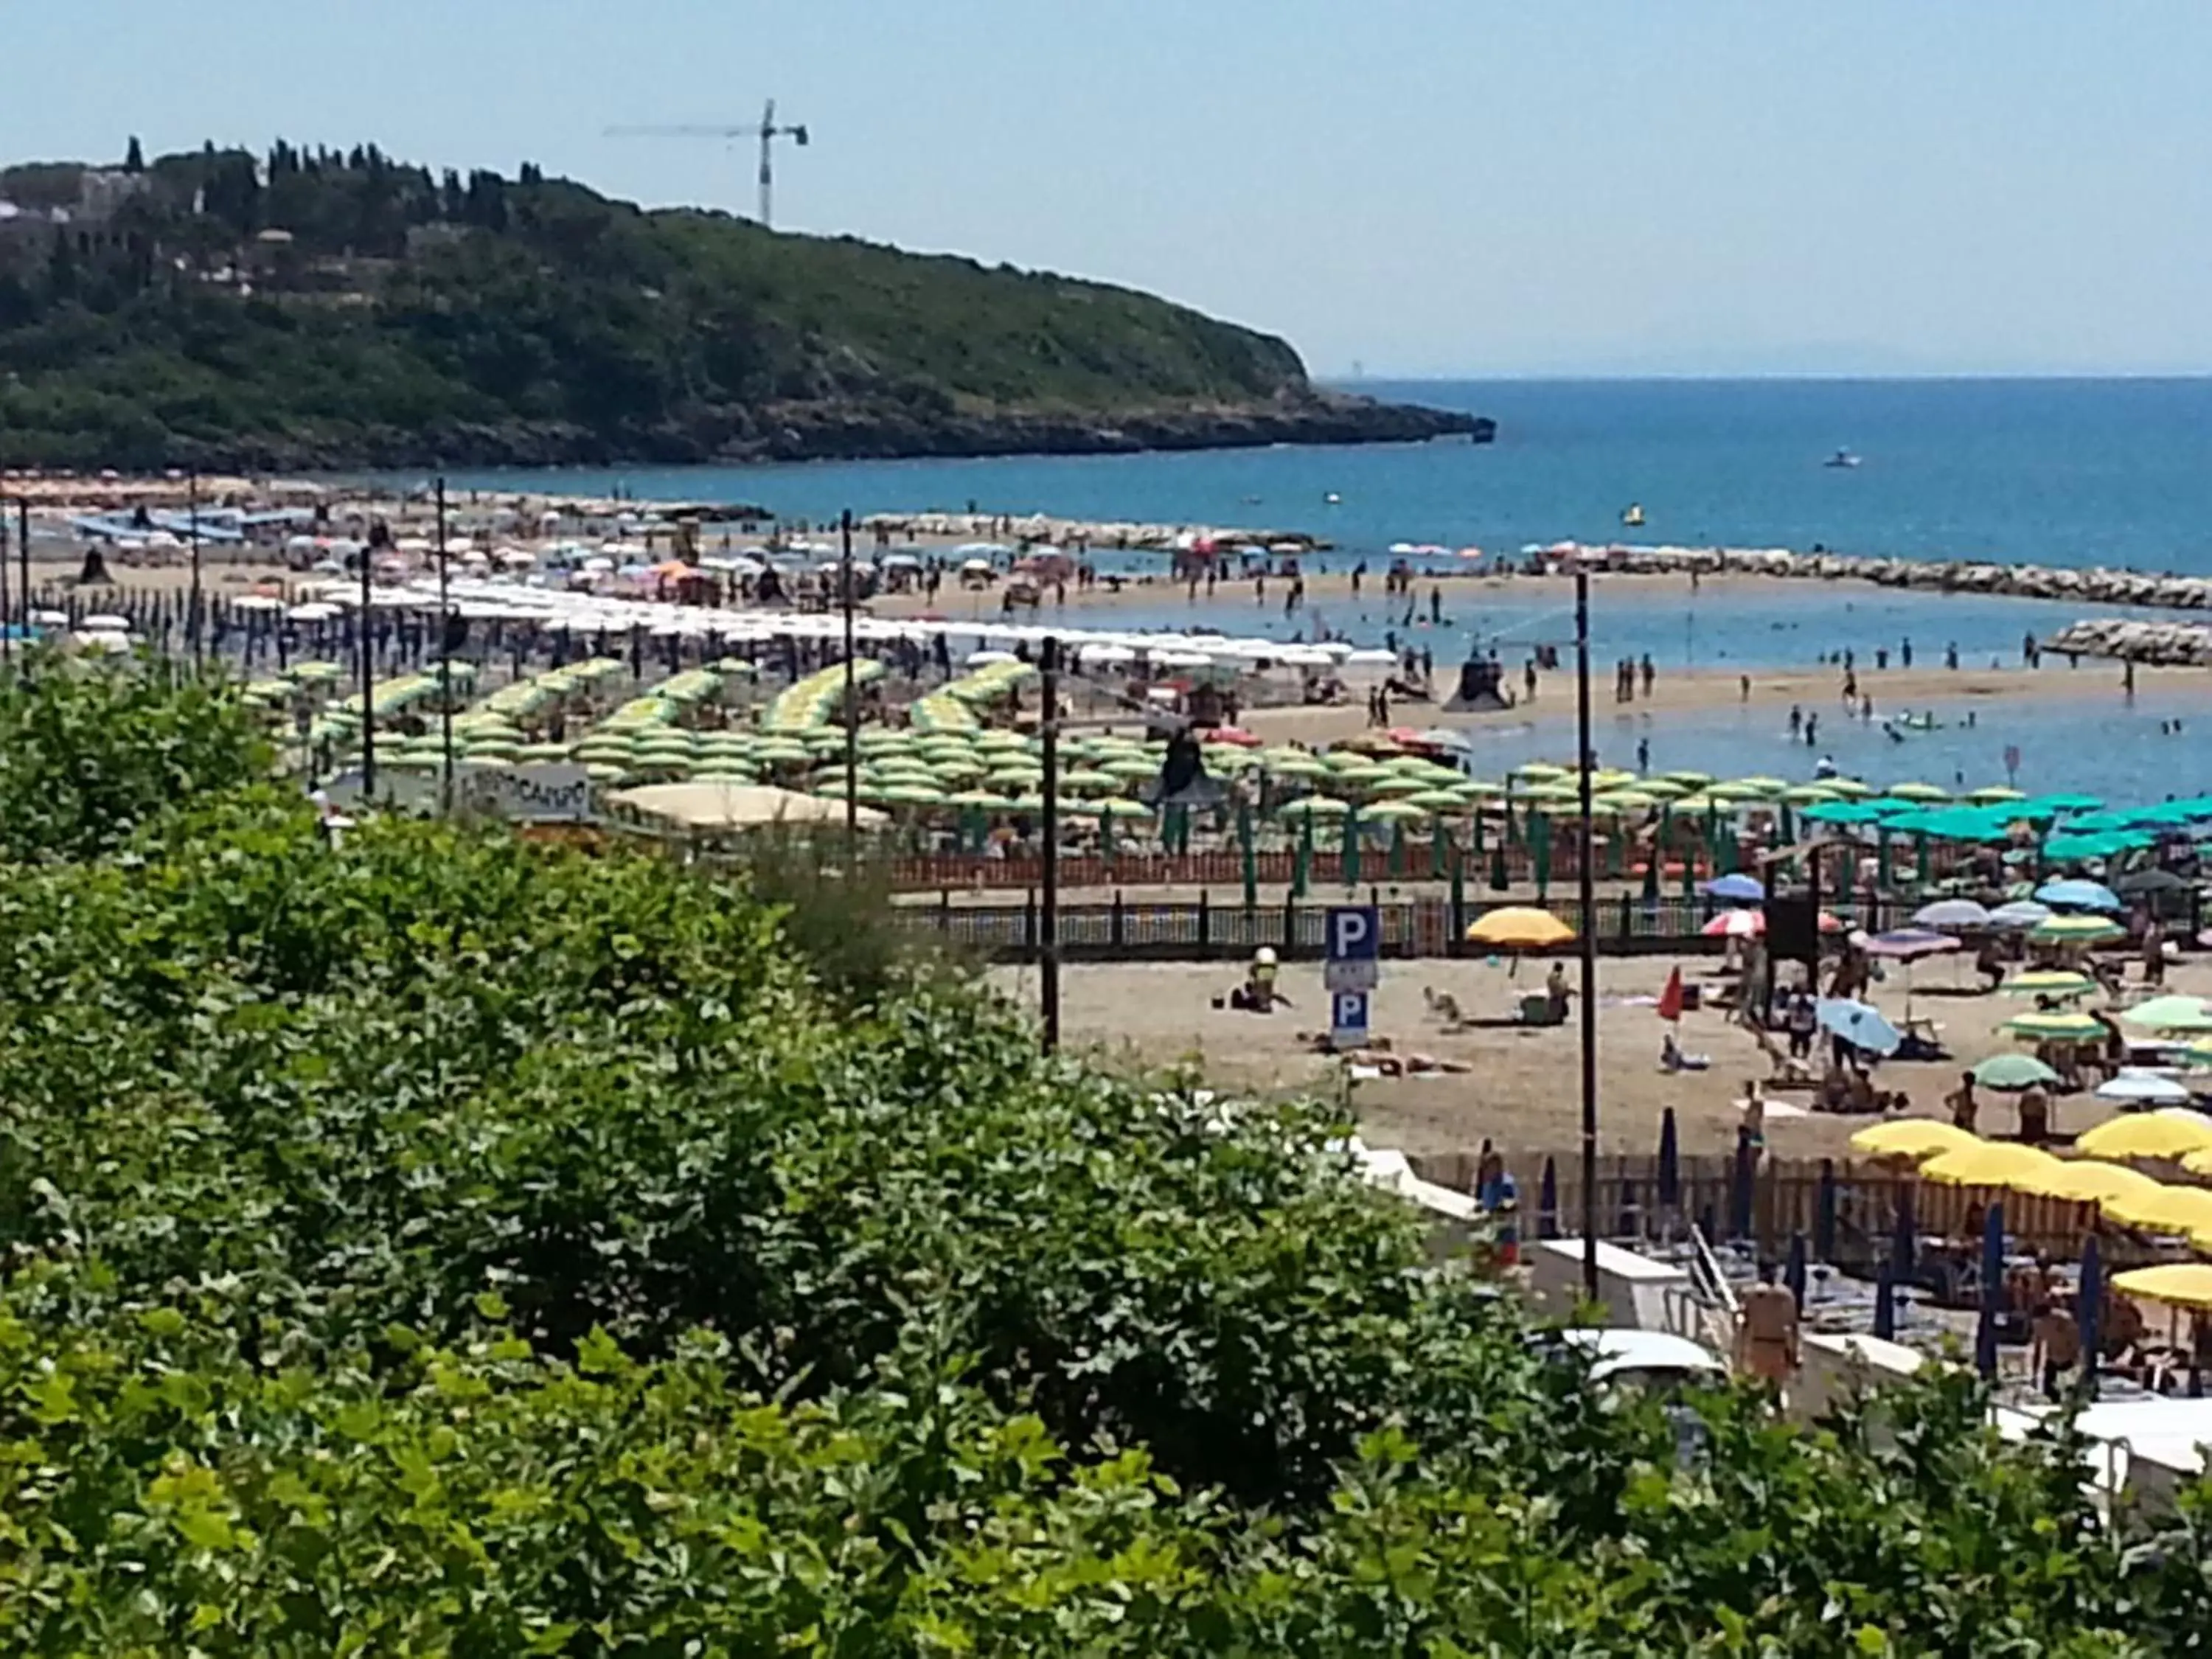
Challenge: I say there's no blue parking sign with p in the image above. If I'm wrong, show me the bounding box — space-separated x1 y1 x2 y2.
1327 905 1379 960
1331 990 1370 1046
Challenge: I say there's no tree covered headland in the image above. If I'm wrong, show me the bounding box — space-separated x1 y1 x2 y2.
0 140 1470 470
4 655 2205 1652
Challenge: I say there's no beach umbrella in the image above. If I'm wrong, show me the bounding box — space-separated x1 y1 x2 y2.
1657 1108 1680 1211
2044 832 2129 862
2103 1187 2212 1240
1724 776 1790 796
2035 877 2123 911
1405 788 1478 814
1999 967 2096 999
1863 928 1961 961
2041 793 2107 813
2030 914 2125 947
1914 897 1993 931
2121 995 2212 1033
1703 872 1764 902
1975 1201 2006 1378
1465 906 1575 949
1849 1119 1980 1161
1664 769 1715 787
1780 784 1840 806
1815 998 1902 1057
2116 868 2192 898
2078 1110 2212 1161
1988 900 2052 931
1593 789 1660 813
1702 908 1764 940
1971 1053 2060 1092
1363 773 1433 798
1361 799 1430 824
1886 782 1952 803
1921 1142 2060 1187
2009 1159 2157 1206
2079 1236 2103 1398
2002 1011 2107 1043
2098 1071 2196 1107
1277 797 1350 822
1801 801 1891 825
1966 785 2028 805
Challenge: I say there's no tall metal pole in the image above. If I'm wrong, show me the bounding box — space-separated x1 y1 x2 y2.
15 499 28 657
1575 567 1601 1299
436 478 454 813
840 508 858 858
1040 635 1061 1052
0 491 11 667
358 535 377 799
186 469 203 668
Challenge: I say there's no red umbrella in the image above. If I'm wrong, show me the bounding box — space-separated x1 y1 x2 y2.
1203 726 1262 748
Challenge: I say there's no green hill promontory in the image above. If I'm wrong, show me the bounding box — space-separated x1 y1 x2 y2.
0 142 1481 470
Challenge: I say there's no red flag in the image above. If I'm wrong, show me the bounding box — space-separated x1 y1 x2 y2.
1656 965 1684 1024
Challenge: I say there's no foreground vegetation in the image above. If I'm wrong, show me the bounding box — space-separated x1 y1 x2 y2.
2 658 2211 1652
0 142 1466 468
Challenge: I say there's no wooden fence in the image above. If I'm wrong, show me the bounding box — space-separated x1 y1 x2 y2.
902 890 1914 963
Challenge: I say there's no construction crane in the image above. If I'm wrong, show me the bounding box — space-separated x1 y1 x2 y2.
606 100 810 229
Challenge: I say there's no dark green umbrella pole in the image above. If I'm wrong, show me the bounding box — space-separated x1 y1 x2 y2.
1293 815 1312 897
1489 843 1509 891
1388 821 1405 880
1343 806 1363 889
1531 814 1552 903
1430 818 1448 880
1238 803 1257 908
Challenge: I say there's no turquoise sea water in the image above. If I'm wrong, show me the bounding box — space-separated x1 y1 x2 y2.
430 378 2212 800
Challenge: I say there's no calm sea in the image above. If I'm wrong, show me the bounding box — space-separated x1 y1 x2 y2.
430 378 2212 799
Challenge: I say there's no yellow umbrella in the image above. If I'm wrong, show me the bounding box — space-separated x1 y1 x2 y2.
2008 1159 2161 1205
2112 1264 2212 1312
1919 1142 2062 1187
1848 1120 1981 1161
1464 906 1576 949
2076 1111 2212 1161
2100 1183 2212 1236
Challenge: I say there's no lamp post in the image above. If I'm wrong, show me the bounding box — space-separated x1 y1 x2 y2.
358 529 376 800
187 468 203 668
841 508 858 860
436 478 454 813
1040 635 1060 1051
1575 566 1600 1300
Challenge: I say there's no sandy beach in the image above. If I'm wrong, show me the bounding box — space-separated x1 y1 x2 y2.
1000 951 2201 1166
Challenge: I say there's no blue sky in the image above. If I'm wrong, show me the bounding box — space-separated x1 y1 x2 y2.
7 1 2207 377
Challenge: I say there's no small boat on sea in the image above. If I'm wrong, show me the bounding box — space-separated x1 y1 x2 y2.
1824 449 1863 469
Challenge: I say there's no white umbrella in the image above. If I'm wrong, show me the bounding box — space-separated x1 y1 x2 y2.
2096 1071 2194 1107
965 648 1020 667
1344 648 1399 667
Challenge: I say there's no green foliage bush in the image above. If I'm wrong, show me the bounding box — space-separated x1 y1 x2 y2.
0 144 1310 467
1 662 2209 1652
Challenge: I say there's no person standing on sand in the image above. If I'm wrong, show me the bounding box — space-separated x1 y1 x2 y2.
1640 654 1655 697
1804 712 1819 746
1350 561 1364 597
1947 641 1959 670
1900 638 1913 667
1740 673 1751 702
2031 1298 2082 1400
1525 658 1539 702
1636 737 1650 773
1736 1262 1801 1392
1430 586 1442 624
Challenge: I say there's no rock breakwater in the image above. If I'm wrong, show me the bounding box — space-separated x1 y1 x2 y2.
1587 543 2212 612
2045 618 2212 666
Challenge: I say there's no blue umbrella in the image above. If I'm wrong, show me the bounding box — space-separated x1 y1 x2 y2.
1974 1200 2006 1380
1657 1108 1680 1211
2034 877 2121 912
2078 1235 2102 1400
1704 872 1765 903
1785 1231 1809 1312
1537 1156 1559 1239
1815 1159 1837 1261
1816 998 1903 1057
1874 1265 1897 1339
